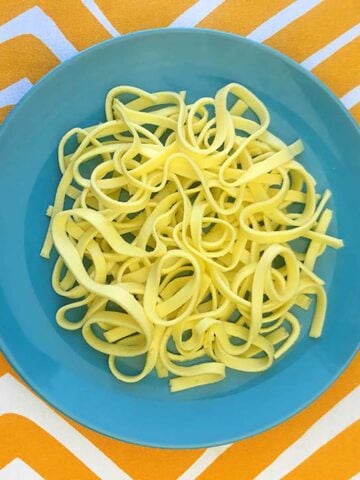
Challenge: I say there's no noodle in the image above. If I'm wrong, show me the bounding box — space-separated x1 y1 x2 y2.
41 83 343 392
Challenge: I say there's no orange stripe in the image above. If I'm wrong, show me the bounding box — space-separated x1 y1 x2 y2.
198 0 293 35
266 0 360 62
284 422 360 480
197 354 360 480
0 354 10 376
0 413 97 479
313 37 360 97
350 103 360 123
0 36 59 89
0 1 111 50
95 0 196 34
0 106 12 123
0 0 33 23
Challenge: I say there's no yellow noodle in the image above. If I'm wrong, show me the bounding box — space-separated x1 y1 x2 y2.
42 83 343 392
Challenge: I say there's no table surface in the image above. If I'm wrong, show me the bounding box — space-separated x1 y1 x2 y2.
0 1 359 479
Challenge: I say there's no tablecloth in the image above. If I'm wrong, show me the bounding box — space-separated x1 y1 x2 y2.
0 1 359 479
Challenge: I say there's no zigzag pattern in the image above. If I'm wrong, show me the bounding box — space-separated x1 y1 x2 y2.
0 6 77 61
0 1 359 479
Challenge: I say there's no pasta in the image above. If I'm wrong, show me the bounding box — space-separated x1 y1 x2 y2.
41 83 343 392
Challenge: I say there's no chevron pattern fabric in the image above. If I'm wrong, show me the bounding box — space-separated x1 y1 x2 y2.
0 2 359 479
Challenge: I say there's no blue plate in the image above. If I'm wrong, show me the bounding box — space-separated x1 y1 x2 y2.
0 29 359 448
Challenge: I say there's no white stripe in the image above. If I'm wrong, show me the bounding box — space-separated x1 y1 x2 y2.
177 444 232 480
302 23 360 70
254 387 360 480
350 474 360 480
169 0 225 28
341 85 360 109
0 459 44 480
81 0 120 37
247 0 322 43
0 6 77 61
0 78 33 108
0 374 131 480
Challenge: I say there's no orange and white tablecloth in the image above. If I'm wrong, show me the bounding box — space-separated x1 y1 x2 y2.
0 1 359 479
